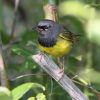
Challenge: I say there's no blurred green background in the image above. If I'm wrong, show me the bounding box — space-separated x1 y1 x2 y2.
0 0 100 100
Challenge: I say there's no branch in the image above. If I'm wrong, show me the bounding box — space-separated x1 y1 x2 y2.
0 33 9 87
32 53 89 100
44 3 57 21
10 0 20 41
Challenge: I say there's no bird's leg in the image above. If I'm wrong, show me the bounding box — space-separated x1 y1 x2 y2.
57 57 64 73
57 57 65 79
38 51 49 65
38 51 45 62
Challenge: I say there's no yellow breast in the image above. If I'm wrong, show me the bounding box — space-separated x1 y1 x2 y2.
38 37 72 57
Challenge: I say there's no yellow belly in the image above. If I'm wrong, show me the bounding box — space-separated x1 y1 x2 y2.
38 38 72 57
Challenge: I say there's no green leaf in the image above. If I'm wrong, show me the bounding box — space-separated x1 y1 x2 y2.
36 93 46 100
67 56 80 72
58 1 95 20
11 82 45 100
21 30 38 45
27 97 35 100
86 18 100 45
78 68 100 84
0 87 12 100
1 31 10 44
12 45 33 57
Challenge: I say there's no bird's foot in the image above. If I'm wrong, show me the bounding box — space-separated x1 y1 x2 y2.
56 67 64 81
38 51 50 65
38 51 45 62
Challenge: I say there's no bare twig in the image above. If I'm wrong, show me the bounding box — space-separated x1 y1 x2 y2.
72 79 100 95
44 4 58 21
0 33 9 87
10 0 20 41
10 73 48 81
0 54 8 87
32 53 89 100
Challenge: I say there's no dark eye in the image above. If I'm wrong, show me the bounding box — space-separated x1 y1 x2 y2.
38 25 51 30
44 25 51 29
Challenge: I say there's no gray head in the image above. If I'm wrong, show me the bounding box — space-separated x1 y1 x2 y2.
33 19 62 47
36 19 61 36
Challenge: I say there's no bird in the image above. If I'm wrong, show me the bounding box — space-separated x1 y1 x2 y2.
33 19 79 78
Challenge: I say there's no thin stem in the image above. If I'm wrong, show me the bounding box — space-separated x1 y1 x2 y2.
10 0 20 41
0 33 9 87
48 0 56 5
44 0 58 21
44 0 56 5
0 0 9 88
0 0 4 31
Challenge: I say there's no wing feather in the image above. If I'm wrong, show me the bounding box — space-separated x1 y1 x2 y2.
59 27 80 43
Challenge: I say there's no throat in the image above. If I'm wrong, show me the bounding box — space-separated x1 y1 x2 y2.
38 37 56 47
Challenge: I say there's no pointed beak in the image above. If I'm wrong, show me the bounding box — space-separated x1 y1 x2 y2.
32 25 41 33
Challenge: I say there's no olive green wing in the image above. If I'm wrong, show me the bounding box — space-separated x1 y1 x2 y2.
59 27 80 43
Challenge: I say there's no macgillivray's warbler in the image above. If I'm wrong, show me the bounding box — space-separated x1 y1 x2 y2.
33 19 79 78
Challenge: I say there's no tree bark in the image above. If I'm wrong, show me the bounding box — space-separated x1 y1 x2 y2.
32 53 89 100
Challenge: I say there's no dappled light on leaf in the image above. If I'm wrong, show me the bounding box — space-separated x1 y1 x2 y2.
86 18 100 45
0 87 12 100
58 1 95 20
79 68 100 84
11 82 45 100
28 97 35 100
36 93 46 100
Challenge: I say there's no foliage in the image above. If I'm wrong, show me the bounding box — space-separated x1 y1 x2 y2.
0 83 45 100
0 0 100 100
